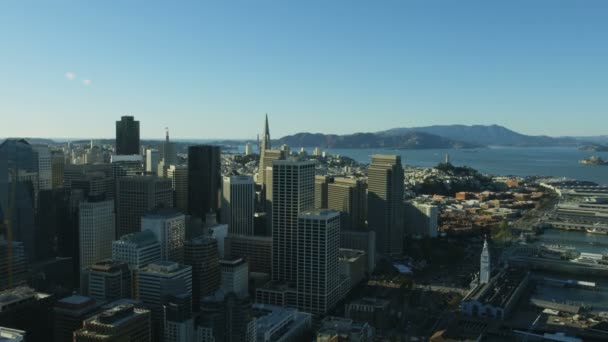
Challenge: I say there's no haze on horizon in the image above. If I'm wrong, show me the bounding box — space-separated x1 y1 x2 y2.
1 0 607 140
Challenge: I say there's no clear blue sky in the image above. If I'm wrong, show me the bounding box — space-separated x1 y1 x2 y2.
1 0 607 139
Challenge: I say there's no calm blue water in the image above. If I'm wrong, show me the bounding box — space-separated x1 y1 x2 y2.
231 145 608 185
316 146 608 186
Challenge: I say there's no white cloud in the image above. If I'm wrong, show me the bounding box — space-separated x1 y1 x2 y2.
82 79 92 86
65 72 76 80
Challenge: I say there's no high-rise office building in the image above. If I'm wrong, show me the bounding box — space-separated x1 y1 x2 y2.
85 260 132 302
256 115 285 207
225 234 271 275
222 175 255 235
163 294 194 342
0 139 37 262
137 261 192 340
160 129 177 170
367 154 404 256
404 201 438 238
74 303 151 342
244 142 252 156
198 292 256 342
111 155 144 179
141 208 186 263
167 165 188 214
58 189 84 282
184 237 220 311
63 163 113 189
51 150 65 189
296 210 341 316
53 295 101 342
79 198 115 270
112 229 162 297
328 177 367 231
146 149 160 175
115 115 140 155
271 160 315 283
188 145 221 219
0 239 27 290
71 172 115 200
33 145 52 191
314 175 332 209
0 286 55 341
219 258 249 298
112 230 161 271
116 176 173 237
340 230 376 274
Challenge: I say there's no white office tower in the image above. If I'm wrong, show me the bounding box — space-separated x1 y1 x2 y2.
33 145 52 191
79 198 115 270
142 209 186 263
137 261 192 340
404 202 439 238
219 258 249 298
145 148 160 174
112 230 162 271
167 165 188 214
480 239 491 284
271 160 315 283
222 175 255 235
244 142 252 156
296 210 341 316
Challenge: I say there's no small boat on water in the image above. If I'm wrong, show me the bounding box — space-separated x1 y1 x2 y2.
586 226 608 235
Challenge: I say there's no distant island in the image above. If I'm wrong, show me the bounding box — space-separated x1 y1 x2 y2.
274 131 481 150
579 156 608 166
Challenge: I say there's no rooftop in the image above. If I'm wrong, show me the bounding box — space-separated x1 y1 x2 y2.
115 229 159 247
0 327 26 341
317 316 371 335
56 295 96 308
143 207 184 219
0 287 50 311
463 268 529 308
90 260 129 273
142 261 189 274
299 209 340 220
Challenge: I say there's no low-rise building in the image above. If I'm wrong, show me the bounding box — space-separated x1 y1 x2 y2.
460 268 530 320
252 304 312 342
316 316 374 342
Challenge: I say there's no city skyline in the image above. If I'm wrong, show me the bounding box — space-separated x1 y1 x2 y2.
2 1 608 139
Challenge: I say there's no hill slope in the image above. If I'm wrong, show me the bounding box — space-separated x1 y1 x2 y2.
381 124 580 147
274 131 481 149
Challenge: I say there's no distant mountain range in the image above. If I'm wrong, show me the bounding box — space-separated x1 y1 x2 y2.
380 125 582 147
275 125 606 149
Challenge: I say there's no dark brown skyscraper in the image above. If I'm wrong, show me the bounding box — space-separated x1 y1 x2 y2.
116 176 173 238
187 145 221 219
327 177 367 231
367 154 404 256
115 115 140 155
